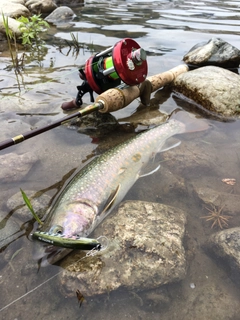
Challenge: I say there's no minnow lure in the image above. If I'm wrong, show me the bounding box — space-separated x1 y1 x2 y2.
32 231 101 250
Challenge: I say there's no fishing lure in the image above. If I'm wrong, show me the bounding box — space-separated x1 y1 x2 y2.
32 231 101 251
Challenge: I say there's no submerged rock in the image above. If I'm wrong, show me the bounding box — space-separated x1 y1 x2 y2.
0 152 38 183
172 66 240 118
183 38 240 68
193 186 240 217
204 227 240 284
7 190 51 220
66 111 119 137
0 210 22 251
59 200 187 298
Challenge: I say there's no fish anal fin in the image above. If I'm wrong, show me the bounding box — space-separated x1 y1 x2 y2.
101 184 121 215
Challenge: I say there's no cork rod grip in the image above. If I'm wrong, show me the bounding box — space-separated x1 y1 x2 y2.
96 86 140 113
96 64 189 113
147 64 189 92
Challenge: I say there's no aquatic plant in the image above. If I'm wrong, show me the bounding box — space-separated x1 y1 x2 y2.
59 32 94 58
20 188 43 225
17 14 49 47
200 204 232 229
1 13 23 70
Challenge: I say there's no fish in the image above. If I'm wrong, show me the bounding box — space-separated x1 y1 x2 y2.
33 110 208 265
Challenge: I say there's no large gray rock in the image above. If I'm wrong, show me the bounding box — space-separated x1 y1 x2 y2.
0 16 22 39
0 0 30 18
45 6 76 25
183 38 240 68
25 0 57 14
59 200 187 298
172 66 240 118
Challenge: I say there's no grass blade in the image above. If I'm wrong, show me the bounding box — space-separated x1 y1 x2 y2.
20 188 43 225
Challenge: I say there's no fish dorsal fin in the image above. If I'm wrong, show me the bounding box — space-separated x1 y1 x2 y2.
101 184 121 215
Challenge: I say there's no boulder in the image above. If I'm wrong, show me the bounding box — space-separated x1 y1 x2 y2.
45 6 76 25
25 0 57 14
59 200 187 298
183 38 240 68
0 16 22 38
0 0 30 18
172 66 240 118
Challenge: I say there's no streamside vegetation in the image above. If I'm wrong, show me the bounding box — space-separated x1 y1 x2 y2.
2 13 50 73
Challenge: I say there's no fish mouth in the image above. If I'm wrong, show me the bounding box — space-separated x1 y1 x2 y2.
31 230 101 266
41 246 72 267
32 240 72 267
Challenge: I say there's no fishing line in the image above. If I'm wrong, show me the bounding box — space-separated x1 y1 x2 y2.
0 271 62 312
0 235 109 313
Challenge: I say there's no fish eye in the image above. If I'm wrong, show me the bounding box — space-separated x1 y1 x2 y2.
49 225 63 235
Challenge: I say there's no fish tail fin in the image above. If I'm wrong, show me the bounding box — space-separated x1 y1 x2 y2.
170 109 209 133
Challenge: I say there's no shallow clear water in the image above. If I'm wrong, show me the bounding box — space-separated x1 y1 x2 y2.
1 0 240 319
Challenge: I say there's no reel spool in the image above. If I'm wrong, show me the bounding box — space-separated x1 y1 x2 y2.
61 38 148 110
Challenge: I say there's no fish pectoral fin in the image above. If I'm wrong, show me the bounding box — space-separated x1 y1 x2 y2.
139 164 161 178
160 138 181 153
101 184 121 215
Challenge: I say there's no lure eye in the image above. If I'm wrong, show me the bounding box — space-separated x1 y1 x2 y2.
49 225 63 235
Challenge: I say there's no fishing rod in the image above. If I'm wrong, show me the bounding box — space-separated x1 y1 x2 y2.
0 38 189 151
0 102 103 150
0 64 188 151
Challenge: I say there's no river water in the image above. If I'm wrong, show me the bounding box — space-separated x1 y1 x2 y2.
1 0 240 319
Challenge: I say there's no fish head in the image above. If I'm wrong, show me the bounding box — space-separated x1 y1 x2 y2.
32 200 98 266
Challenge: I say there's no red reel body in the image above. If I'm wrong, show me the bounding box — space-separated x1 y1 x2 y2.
84 38 147 94
61 38 148 110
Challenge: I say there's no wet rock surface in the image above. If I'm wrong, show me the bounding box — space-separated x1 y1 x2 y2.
183 38 240 68
59 200 187 297
172 66 240 118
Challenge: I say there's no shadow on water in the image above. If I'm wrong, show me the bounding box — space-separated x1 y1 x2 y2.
1 0 240 319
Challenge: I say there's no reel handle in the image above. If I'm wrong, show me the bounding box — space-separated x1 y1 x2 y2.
97 64 189 113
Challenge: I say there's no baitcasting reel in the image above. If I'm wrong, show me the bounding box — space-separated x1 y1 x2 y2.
61 38 148 110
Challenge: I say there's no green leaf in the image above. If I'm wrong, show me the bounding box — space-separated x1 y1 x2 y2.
20 188 43 225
